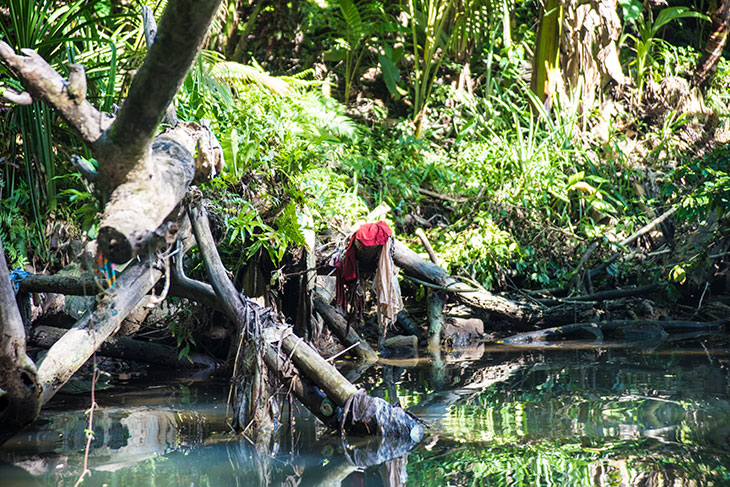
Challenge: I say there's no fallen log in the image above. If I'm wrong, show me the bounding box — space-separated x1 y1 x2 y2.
498 319 728 348
312 292 379 363
36 257 162 404
393 240 545 323
392 240 646 326
189 199 422 440
15 259 221 310
30 325 218 369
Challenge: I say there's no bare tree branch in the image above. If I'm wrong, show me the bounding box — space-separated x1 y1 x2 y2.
0 41 111 142
96 0 222 190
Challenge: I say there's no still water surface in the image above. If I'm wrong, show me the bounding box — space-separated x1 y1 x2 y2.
2 344 729 486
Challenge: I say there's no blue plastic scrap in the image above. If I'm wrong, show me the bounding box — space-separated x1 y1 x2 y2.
9 268 30 294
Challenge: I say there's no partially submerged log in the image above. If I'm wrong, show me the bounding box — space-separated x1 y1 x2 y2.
36 257 163 404
498 319 728 348
30 325 217 369
189 200 422 439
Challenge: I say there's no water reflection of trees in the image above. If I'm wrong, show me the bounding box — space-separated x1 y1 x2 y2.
392 348 730 487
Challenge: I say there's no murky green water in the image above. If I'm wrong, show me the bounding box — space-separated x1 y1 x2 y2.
2 344 730 486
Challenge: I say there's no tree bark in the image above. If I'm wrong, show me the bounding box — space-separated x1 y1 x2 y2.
0 238 42 444
695 0 730 89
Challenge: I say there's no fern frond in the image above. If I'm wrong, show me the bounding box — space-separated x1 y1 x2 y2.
211 61 293 96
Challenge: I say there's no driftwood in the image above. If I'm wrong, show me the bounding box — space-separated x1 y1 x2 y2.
30 325 217 369
188 199 422 439
392 240 666 326
15 257 222 311
36 257 163 404
393 240 542 323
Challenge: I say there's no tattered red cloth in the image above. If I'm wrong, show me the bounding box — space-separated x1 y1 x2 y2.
334 221 393 306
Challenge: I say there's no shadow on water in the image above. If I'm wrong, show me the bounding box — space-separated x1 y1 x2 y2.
2 341 730 486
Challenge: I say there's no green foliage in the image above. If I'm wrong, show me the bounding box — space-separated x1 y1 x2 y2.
176 54 358 269
667 147 730 224
620 5 709 99
326 0 384 101
431 214 520 289
0 185 37 269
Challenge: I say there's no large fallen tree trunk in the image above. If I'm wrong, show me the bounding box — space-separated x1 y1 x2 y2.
189 200 422 440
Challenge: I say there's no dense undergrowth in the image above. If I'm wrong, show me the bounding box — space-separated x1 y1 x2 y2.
1 0 729 304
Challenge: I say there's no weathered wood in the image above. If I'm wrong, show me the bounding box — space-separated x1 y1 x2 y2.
97 126 197 264
95 0 222 189
30 325 217 369
170 247 221 309
312 292 378 363
427 291 444 355
499 319 728 347
16 260 221 310
141 5 178 128
393 240 543 323
18 273 102 295
0 238 41 444
1 2 224 265
561 283 666 303
0 41 112 143
695 0 730 89
36 258 162 404
415 228 441 266
262 346 340 429
278 331 360 406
